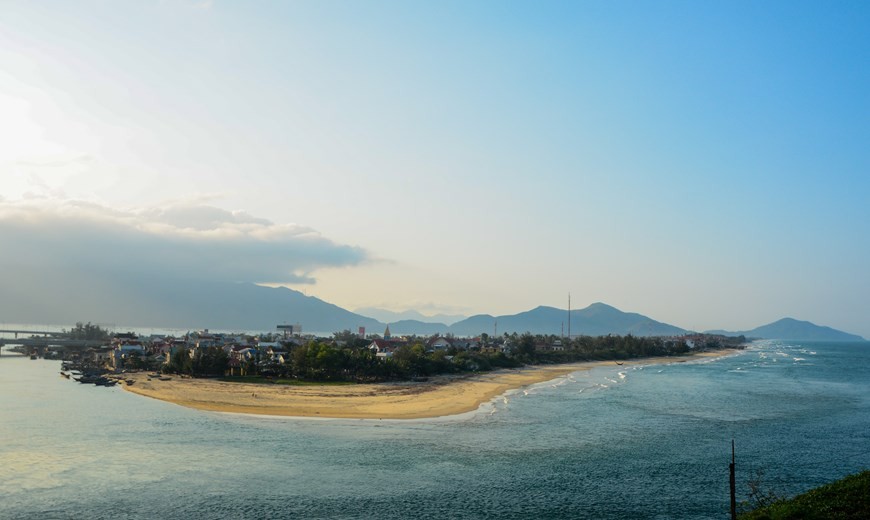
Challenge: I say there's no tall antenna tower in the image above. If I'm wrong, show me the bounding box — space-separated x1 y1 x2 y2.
567 293 571 339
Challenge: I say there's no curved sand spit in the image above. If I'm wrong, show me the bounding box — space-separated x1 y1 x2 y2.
122 351 732 420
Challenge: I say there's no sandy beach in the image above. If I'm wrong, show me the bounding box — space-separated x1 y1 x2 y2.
122 350 733 420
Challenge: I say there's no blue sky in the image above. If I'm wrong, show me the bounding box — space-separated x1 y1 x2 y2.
1 1 868 336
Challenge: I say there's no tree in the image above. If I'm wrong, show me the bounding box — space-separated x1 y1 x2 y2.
166 347 192 374
306 341 341 379
125 351 146 370
393 343 427 376
515 333 536 362
65 322 111 341
191 346 228 376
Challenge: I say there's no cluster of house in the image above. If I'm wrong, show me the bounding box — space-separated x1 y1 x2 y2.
82 329 304 372
77 326 522 372
361 326 566 358
365 326 487 358
72 326 718 373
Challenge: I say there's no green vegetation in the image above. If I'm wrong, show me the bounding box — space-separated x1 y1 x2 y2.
739 471 870 520
154 330 742 383
164 346 228 377
63 321 111 341
211 333 742 384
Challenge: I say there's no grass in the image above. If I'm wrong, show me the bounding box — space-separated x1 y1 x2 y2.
739 470 870 520
218 375 356 386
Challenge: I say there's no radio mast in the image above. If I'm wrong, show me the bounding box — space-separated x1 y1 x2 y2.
567 293 571 339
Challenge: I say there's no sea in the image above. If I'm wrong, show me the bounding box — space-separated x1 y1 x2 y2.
1 339 868 519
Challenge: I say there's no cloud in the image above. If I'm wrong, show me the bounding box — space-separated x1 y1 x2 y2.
0 198 368 287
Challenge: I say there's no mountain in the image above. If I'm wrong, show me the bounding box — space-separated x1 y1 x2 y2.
707 318 865 341
6 273 859 341
448 303 686 337
355 307 466 326
0 278 383 334
1 273 679 338
159 282 385 333
385 320 450 336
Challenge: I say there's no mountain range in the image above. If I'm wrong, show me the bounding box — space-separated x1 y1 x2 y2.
435 303 686 337
1 280 863 341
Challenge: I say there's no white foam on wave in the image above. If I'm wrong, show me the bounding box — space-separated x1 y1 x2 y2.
550 377 571 389
793 357 805 362
618 372 627 380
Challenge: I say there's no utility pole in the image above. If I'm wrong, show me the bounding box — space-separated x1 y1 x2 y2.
730 440 737 520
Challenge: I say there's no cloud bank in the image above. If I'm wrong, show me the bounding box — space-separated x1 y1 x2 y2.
0 198 367 287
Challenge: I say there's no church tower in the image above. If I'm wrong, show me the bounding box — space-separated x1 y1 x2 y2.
384 325 391 340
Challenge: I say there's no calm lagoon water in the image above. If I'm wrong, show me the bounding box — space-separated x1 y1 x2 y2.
1 340 868 519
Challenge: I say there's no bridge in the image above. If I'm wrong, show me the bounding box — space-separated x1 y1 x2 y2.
0 329 107 358
0 328 65 338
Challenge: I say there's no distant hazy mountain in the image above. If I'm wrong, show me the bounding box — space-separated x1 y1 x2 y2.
355 307 466 326
0 278 383 334
448 303 686 337
386 320 450 336
156 282 386 333
7 274 860 341
707 318 865 341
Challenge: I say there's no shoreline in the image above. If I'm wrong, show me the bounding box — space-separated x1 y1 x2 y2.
121 349 736 420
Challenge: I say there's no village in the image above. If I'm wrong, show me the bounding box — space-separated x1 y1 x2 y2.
20 322 744 386
54 325 539 375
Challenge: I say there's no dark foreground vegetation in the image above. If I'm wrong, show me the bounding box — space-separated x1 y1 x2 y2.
164 332 745 383
62 322 111 341
739 471 870 520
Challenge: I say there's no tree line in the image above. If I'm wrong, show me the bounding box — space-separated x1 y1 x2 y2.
162 333 744 382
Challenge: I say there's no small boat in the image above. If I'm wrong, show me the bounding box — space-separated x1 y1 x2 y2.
60 372 71 379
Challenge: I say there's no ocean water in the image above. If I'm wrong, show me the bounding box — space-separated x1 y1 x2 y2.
1 340 868 519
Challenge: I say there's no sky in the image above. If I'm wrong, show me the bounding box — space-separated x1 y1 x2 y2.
1 0 868 337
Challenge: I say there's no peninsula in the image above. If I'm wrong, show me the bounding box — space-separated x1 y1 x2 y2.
121 350 732 420
30 323 745 419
